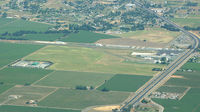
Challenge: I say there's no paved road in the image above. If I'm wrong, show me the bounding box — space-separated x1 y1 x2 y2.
119 1 200 111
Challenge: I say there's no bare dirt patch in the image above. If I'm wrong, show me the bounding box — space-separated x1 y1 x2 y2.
171 75 185 79
97 38 167 48
128 32 174 43
93 105 120 111
14 85 24 88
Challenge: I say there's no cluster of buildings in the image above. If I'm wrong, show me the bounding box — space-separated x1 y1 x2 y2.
11 60 52 69
150 92 181 100
131 49 183 64
95 43 184 64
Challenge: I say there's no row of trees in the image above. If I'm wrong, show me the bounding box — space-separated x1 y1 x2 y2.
161 24 180 31
183 26 200 31
75 85 109 92
1 30 71 37
69 24 96 31
0 29 71 40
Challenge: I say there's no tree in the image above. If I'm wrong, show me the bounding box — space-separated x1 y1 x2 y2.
2 12 7 18
75 85 87 90
101 87 109 92
90 86 94 90
160 57 167 64
24 83 31 86
161 57 167 62
0 82 4 85
161 24 180 31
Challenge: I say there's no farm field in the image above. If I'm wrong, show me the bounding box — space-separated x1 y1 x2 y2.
22 33 64 41
0 67 53 85
149 0 199 6
1 33 65 41
156 86 188 93
0 86 55 105
165 71 200 88
0 85 14 94
97 74 152 92
181 62 200 71
61 30 120 43
187 14 200 18
0 105 80 112
112 28 180 43
149 0 200 7
153 88 200 112
0 18 52 34
0 42 44 68
35 71 115 88
154 60 200 112
171 18 200 27
0 18 15 27
24 45 162 75
38 89 130 109
164 62 200 87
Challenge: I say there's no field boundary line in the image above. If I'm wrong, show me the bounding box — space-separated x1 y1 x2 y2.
4 104 81 111
0 63 10 71
94 74 116 89
163 84 192 88
38 88 59 102
192 104 200 112
31 71 56 85
0 57 22 71
21 45 48 60
0 44 47 71
31 85 72 89
179 87 191 100
33 85 132 92
0 85 16 96
0 85 17 105
0 19 18 29
0 99 11 106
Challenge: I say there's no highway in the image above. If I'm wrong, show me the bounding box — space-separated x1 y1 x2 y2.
119 1 200 111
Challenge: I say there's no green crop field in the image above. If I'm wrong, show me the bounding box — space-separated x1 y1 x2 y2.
171 18 200 27
153 88 200 112
25 45 162 75
0 86 55 105
1 33 65 41
0 18 52 34
195 107 200 112
97 74 151 92
0 42 44 68
0 84 14 94
156 86 188 93
0 18 16 27
35 71 115 88
165 71 200 88
0 67 53 85
22 33 64 41
181 62 200 72
162 62 200 88
38 89 129 109
61 30 119 43
0 105 80 112
154 60 200 112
